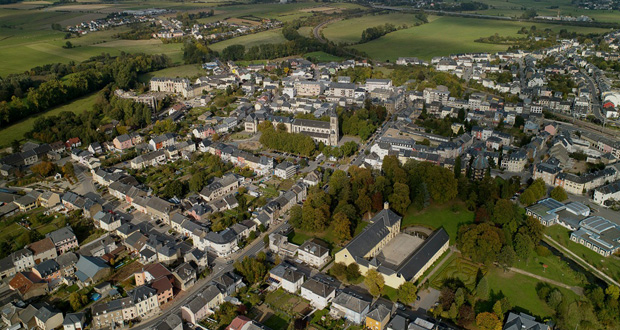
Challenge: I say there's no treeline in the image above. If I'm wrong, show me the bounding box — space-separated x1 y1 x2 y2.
360 23 396 43
183 39 217 64
214 20 367 62
340 101 386 140
27 87 153 144
0 53 170 128
114 22 158 40
258 121 316 156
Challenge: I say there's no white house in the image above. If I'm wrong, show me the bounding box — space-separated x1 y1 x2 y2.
300 279 335 310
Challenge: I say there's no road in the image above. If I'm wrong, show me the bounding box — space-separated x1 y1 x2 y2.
312 18 341 43
132 222 286 329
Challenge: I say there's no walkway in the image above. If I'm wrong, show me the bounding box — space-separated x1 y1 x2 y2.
507 267 583 295
418 246 455 285
544 235 620 288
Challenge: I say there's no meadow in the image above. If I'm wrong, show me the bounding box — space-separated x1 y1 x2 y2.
351 15 612 61
322 12 423 44
208 29 287 52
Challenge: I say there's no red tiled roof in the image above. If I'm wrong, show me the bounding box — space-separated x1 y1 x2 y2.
27 238 55 256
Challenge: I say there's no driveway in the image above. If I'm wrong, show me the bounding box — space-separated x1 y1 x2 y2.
413 287 440 312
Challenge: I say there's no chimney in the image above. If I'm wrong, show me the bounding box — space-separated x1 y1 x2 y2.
384 202 389 210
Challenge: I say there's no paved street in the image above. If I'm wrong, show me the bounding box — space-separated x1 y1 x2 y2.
132 222 285 329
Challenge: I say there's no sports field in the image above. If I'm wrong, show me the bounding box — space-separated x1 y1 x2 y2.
208 29 286 52
0 92 99 146
351 16 611 61
322 12 423 44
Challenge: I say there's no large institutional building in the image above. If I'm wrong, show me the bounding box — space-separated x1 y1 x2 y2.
335 205 449 288
245 111 339 146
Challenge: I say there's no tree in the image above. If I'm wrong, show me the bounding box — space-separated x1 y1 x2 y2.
346 263 360 282
189 171 207 192
398 282 418 305
519 188 537 206
497 245 516 268
289 205 303 229
514 233 534 263
493 300 503 318
234 256 267 284
333 212 352 242
69 292 83 311
62 162 75 180
389 182 411 214
364 269 385 297
492 199 516 226
476 312 501 330
606 285 620 300
476 276 489 299
31 161 56 177
457 223 504 265
550 186 568 201
454 156 462 178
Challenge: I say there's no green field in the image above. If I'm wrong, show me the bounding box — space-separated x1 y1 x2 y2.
0 92 98 145
304 51 343 62
351 15 611 61
546 225 620 283
403 202 474 243
322 12 422 44
208 29 287 52
513 250 586 287
430 255 578 319
139 64 206 83
486 267 578 319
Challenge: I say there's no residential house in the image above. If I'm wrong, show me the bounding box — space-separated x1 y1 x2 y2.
300 278 336 310
27 238 58 265
11 248 35 272
74 255 111 287
269 263 304 293
275 161 296 179
62 312 85 330
330 291 371 324
9 272 48 300
47 226 78 254
503 312 550 330
34 304 63 330
129 286 160 318
297 239 330 268
366 304 392 330
91 297 135 329
32 259 61 284
93 211 122 232
200 174 240 202
172 262 196 291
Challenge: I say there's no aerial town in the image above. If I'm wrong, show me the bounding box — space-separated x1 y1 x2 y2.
2 2 620 330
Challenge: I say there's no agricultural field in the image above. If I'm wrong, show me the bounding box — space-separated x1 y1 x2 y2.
350 15 612 61
322 12 424 44
0 92 99 146
208 29 286 52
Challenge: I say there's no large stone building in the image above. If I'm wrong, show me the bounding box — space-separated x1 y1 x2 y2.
150 78 191 98
245 111 339 146
334 205 449 288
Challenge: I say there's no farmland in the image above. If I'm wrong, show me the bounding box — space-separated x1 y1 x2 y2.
322 12 424 44
350 15 611 61
208 29 287 52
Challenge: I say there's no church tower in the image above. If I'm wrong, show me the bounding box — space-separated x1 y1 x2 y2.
329 110 339 146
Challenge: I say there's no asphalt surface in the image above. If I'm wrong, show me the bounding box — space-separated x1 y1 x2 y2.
132 222 285 329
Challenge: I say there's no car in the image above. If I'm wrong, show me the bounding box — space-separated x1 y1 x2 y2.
226 260 234 264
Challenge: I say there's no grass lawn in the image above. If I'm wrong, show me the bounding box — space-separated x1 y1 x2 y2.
546 225 620 283
513 252 587 287
323 12 422 44
382 285 399 302
0 92 99 146
297 26 313 37
304 51 344 62
352 15 610 61
288 227 338 252
486 267 579 319
208 29 286 52
430 254 482 290
403 202 474 243
263 314 290 329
